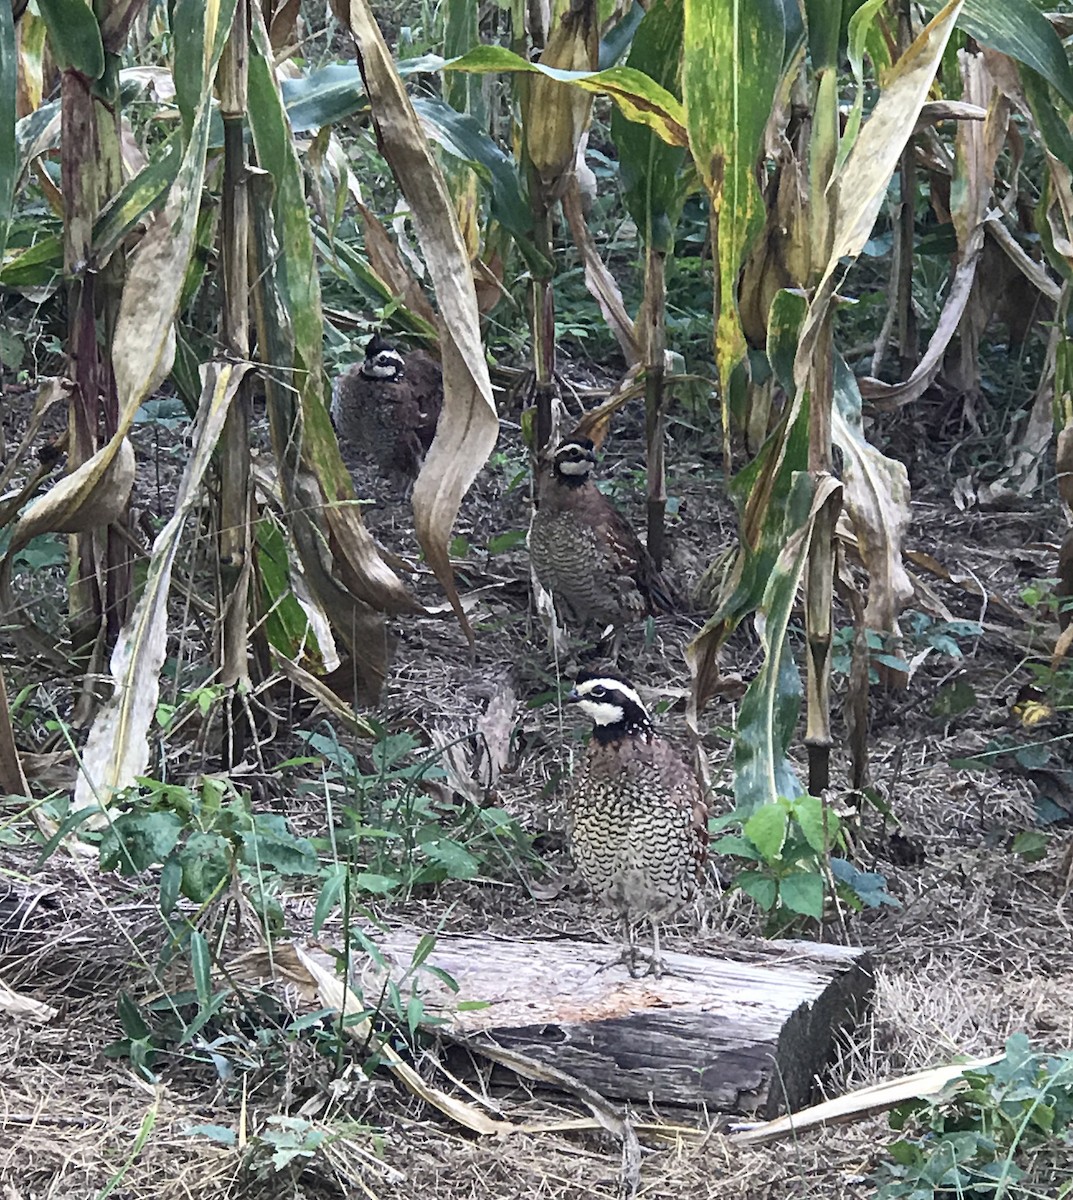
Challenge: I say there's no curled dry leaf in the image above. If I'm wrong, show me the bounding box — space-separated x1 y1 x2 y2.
337 0 498 640
0 978 56 1024
6 435 134 546
568 364 644 448
832 394 913 633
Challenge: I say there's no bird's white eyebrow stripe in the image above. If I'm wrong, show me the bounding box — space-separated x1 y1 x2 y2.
576 679 645 711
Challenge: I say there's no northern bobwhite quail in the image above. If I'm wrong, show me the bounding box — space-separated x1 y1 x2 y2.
566 671 708 977
529 437 676 640
330 334 443 488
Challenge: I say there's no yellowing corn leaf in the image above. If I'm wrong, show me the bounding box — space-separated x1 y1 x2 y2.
74 361 251 813
338 0 498 639
682 0 787 447
524 0 599 197
432 46 688 148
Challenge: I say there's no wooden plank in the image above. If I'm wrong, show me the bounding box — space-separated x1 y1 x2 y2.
375 932 872 1115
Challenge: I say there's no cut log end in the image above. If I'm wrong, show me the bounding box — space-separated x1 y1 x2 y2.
375 932 873 1115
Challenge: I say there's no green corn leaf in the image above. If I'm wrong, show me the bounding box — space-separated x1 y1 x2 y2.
249 23 324 393
804 0 840 71
412 97 536 247
734 473 842 813
172 0 237 134
443 0 483 117
281 63 369 131
836 0 888 174
255 515 325 668
35 0 104 79
957 0 1073 108
612 0 687 254
0 234 63 290
93 131 183 261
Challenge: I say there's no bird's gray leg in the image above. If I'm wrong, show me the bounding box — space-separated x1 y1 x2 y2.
625 917 645 978
645 918 664 978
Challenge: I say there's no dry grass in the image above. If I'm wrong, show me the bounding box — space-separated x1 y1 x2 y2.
2 405 1073 1198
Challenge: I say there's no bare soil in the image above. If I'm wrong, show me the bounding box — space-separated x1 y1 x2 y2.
2 375 1073 1199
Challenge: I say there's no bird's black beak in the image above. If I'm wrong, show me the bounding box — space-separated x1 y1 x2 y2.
566 687 581 703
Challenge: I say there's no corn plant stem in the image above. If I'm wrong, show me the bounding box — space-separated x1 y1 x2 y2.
528 180 556 453
804 314 836 796
61 72 104 658
641 247 667 568
895 3 919 379
217 0 252 717
61 47 131 699
895 141 919 379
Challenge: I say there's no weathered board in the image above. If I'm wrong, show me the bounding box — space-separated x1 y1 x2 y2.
374 932 873 1115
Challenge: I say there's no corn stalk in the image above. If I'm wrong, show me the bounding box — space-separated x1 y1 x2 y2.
217 0 254 764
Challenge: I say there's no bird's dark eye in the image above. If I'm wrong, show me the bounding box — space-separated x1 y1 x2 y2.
590 685 606 698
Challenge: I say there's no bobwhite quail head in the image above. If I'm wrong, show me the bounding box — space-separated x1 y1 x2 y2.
528 437 676 646
566 670 708 977
330 334 443 489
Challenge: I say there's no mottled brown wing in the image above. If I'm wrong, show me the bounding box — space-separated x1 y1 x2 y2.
591 494 678 614
403 351 444 451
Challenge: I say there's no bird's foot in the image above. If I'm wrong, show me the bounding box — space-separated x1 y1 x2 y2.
595 944 642 976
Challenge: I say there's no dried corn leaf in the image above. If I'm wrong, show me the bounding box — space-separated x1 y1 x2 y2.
0 977 56 1023
833 359 913 632
561 176 639 364
337 0 498 640
357 200 438 328
732 1054 1003 1146
858 51 1007 409
5 436 134 549
74 362 251 813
